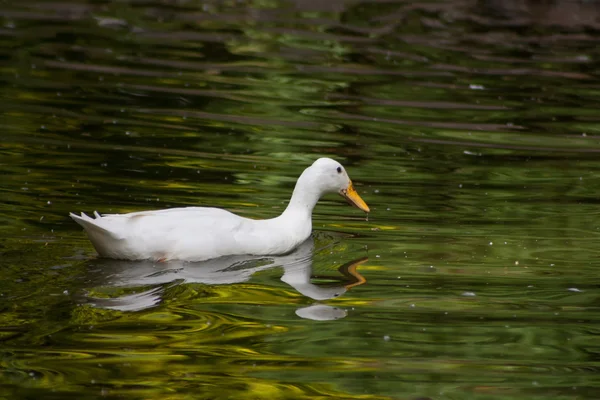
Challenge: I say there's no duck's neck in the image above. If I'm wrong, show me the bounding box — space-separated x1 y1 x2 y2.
280 168 322 220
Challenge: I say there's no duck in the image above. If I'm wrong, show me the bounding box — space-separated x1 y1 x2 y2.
70 157 370 262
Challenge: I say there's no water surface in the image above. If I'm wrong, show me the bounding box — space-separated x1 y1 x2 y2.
2 1 600 399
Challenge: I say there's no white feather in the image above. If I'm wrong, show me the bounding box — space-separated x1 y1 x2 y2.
70 158 368 261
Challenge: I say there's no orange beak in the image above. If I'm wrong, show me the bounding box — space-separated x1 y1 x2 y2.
339 182 370 213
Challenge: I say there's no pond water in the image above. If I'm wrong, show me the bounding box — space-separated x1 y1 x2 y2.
2 0 600 399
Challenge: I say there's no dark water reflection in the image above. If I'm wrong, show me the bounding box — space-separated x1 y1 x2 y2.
2 0 600 399
82 237 366 319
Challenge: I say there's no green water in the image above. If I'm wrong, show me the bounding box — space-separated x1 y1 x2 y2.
2 0 600 399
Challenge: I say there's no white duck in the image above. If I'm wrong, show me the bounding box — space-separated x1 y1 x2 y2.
70 158 370 262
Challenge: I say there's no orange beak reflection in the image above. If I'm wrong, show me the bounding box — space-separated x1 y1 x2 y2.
339 182 370 213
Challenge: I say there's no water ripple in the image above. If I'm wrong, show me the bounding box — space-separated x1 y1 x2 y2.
2 0 600 399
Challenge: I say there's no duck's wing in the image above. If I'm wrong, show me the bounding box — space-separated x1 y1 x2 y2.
73 207 238 236
101 206 221 219
70 207 251 260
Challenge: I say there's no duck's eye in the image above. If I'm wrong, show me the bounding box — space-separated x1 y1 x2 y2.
336 166 342 173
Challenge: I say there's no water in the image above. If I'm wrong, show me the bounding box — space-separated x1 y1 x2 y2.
2 0 600 399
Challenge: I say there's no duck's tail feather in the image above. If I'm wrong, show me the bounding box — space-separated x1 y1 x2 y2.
69 212 123 240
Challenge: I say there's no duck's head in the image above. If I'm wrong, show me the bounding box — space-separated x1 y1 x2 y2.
309 158 370 213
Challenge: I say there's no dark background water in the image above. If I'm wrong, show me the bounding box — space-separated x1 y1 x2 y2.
2 1 600 399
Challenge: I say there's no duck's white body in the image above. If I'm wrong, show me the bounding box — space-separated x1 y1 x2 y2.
70 158 369 262
71 206 312 261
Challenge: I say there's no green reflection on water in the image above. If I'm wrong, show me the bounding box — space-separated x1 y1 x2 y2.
2 0 600 399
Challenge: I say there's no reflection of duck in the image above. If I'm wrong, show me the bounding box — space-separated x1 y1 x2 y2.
84 237 368 320
70 158 369 261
